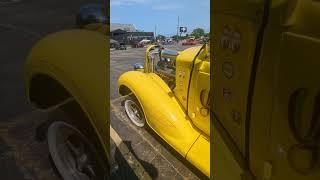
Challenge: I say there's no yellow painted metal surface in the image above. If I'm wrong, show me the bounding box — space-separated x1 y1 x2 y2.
118 71 201 156
188 45 210 136
213 0 320 180
212 0 264 179
250 1 320 179
212 124 243 180
118 45 210 177
212 13 259 157
186 134 210 177
144 45 157 73
174 46 202 110
25 29 109 160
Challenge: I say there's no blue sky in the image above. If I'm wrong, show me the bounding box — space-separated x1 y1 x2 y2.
110 0 210 37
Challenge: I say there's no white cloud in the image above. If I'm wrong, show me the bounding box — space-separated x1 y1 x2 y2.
111 0 149 6
151 4 182 11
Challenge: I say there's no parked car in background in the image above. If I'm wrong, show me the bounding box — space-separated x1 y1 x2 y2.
110 39 120 49
182 39 198 45
132 42 144 48
116 43 127 50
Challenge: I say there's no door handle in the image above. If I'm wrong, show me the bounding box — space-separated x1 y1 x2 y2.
199 89 211 117
200 89 211 108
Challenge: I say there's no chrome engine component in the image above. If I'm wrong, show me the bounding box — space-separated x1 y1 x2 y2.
154 48 178 89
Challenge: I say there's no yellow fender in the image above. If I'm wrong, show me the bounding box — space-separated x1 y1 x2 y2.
25 29 109 160
118 71 200 157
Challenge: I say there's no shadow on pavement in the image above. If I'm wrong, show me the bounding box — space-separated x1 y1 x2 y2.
111 140 158 180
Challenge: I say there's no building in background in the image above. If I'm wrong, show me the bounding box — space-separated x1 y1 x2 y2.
110 23 154 45
110 23 137 32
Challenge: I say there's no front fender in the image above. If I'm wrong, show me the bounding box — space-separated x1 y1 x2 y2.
25 29 108 159
118 71 200 156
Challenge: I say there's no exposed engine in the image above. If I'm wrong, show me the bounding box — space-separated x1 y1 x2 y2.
155 48 178 89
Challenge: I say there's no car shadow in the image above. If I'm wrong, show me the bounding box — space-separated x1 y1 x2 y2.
111 140 158 180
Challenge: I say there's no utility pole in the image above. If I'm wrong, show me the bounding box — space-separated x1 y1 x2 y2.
177 16 179 38
154 25 157 39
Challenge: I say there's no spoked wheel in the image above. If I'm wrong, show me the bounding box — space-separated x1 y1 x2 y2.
48 121 107 180
124 97 145 127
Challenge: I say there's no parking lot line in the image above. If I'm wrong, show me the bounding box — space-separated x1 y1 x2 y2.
110 125 152 180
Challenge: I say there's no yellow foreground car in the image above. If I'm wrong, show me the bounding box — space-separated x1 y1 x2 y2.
25 4 109 180
212 1 320 180
118 44 210 177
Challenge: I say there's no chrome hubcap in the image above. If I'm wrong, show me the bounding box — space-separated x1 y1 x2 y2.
65 135 95 178
48 122 106 180
124 99 145 127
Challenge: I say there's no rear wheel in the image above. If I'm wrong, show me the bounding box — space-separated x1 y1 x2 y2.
124 96 145 127
48 121 108 180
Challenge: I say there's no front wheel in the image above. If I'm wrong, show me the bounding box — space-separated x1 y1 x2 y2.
124 97 145 127
47 121 108 180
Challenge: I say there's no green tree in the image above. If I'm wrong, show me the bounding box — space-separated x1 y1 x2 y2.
171 35 180 41
191 28 205 39
156 34 166 40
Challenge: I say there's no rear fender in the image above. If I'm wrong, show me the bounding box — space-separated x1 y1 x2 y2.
118 71 200 156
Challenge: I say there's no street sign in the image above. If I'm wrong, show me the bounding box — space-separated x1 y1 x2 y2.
180 27 187 33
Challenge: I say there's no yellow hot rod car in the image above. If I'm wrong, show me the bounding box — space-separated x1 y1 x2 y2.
25 4 109 180
118 44 210 177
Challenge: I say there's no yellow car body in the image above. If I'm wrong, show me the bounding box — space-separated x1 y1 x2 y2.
118 45 210 177
25 26 109 161
212 0 320 180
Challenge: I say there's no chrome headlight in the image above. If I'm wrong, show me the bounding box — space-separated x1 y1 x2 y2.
133 63 144 71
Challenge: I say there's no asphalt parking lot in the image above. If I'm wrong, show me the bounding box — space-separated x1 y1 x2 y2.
109 45 207 179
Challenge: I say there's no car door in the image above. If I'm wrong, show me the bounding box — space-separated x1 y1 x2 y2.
211 0 268 179
252 0 320 179
188 46 210 136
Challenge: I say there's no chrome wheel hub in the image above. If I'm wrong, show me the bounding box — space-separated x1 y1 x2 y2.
124 99 145 127
48 121 106 180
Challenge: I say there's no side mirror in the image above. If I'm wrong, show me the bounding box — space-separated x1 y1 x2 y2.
133 63 144 71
